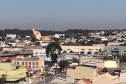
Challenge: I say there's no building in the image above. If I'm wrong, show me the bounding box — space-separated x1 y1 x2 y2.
0 51 33 62
92 73 119 84
120 70 126 83
61 46 103 55
76 78 91 84
33 49 46 57
12 57 44 69
6 34 16 39
0 63 27 83
67 65 97 81
108 42 124 46
3 47 23 51
0 53 17 62
103 46 126 56
50 74 76 84
104 60 118 68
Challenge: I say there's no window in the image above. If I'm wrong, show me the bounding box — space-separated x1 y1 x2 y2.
114 48 119 50
29 62 31 65
87 52 91 54
67 49 70 50
25 62 28 65
29 66 31 68
17 62 19 64
36 66 39 68
104 50 107 52
81 49 84 50
35 52 38 54
75 53 79 55
22 62 24 65
94 52 98 54
36 62 39 65
32 66 35 68
32 62 35 65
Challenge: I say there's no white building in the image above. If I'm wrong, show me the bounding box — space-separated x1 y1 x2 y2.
104 60 117 68
108 42 124 46
6 34 16 39
120 70 126 83
61 45 103 55
33 49 46 57
100 37 108 41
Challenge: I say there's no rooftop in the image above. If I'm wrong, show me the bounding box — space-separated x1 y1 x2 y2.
13 57 43 61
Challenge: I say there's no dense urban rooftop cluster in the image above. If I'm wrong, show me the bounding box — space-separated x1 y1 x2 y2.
0 29 126 84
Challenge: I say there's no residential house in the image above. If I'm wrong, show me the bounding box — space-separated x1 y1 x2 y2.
76 78 91 84
120 70 126 83
50 74 76 84
104 60 118 68
92 73 119 84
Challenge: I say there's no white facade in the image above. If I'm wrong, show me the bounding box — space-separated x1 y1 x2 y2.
61 46 103 55
100 37 108 41
33 49 46 57
104 60 117 68
108 42 124 46
120 71 126 83
6 34 16 39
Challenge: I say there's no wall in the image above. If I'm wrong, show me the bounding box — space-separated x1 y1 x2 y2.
12 59 44 69
33 49 46 57
0 63 27 82
104 60 117 68
61 46 103 55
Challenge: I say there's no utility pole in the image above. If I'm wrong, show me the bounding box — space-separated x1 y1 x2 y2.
44 66 45 84
42 66 45 84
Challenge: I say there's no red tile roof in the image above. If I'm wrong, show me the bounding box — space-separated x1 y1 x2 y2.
97 67 103 71
76 78 91 84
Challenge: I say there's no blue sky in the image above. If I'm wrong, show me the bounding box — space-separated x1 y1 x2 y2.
0 0 126 30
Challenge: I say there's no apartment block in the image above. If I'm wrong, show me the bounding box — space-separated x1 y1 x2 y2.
12 57 44 69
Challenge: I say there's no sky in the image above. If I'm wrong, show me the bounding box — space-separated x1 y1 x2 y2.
0 0 126 31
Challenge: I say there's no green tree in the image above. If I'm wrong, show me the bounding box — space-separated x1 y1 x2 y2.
72 58 79 63
0 77 6 84
102 67 108 73
51 53 58 63
31 36 37 43
46 41 62 63
58 60 69 71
